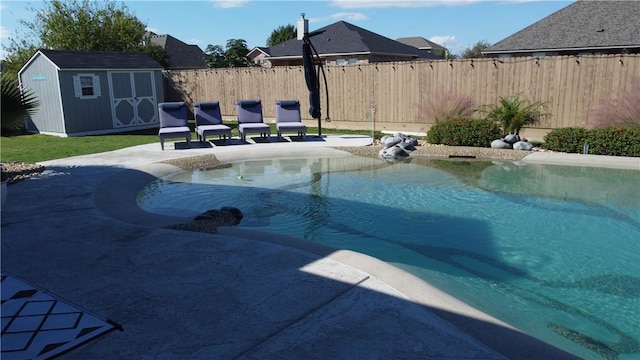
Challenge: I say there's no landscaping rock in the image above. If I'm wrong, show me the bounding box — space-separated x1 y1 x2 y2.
378 133 420 160
383 136 402 149
513 141 534 151
491 139 512 149
504 134 520 144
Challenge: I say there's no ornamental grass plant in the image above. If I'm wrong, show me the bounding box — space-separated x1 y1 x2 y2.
588 78 640 129
419 90 475 123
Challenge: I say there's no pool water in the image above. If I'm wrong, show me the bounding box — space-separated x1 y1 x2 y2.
138 154 640 359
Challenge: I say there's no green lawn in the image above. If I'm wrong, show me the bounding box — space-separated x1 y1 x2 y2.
1 124 381 163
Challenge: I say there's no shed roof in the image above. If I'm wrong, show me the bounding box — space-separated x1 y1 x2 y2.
484 0 640 54
269 21 439 59
36 49 163 70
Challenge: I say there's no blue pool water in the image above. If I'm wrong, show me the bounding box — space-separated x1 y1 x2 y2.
138 154 640 359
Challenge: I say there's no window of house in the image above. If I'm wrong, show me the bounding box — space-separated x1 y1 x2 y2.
348 58 358 65
73 74 101 99
532 52 547 58
336 59 346 66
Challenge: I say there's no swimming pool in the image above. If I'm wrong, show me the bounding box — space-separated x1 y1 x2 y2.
138 153 640 359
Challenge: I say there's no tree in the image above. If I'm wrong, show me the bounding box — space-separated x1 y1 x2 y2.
461 40 491 59
224 39 250 67
203 44 227 68
434 47 458 60
33 0 146 52
141 42 169 68
2 0 163 78
266 24 296 47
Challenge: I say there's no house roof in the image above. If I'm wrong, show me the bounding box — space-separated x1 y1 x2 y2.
247 46 271 58
34 49 163 70
484 0 640 54
396 37 444 51
268 21 439 60
148 34 207 69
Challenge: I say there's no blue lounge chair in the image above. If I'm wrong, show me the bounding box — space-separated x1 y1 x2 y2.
193 101 232 142
236 99 270 142
158 102 191 150
275 100 306 140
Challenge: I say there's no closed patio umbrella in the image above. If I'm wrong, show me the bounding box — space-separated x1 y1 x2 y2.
303 41 321 135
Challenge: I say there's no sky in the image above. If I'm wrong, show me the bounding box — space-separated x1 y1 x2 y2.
0 0 574 60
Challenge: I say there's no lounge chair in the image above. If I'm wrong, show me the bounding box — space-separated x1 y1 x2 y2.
236 99 270 142
275 100 306 140
158 102 191 150
193 101 232 142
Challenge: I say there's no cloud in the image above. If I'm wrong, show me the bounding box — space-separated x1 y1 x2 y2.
309 12 368 23
211 0 248 8
330 0 481 9
429 35 467 55
0 26 10 39
429 35 456 46
189 38 204 45
329 12 368 21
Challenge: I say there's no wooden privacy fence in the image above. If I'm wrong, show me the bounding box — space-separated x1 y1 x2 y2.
164 54 640 139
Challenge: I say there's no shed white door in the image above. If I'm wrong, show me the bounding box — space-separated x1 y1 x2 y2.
109 71 158 128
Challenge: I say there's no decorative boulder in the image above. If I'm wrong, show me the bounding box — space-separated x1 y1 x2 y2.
491 139 512 149
405 138 419 147
378 132 420 160
513 141 534 151
379 146 408 159
503 134 520 144
398 141 416 151
383 136 402 149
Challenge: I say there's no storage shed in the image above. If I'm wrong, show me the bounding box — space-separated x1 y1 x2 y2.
18 49 165 137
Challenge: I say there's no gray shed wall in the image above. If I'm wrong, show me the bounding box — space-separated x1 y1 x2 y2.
59 71 114 134
19 54 65 134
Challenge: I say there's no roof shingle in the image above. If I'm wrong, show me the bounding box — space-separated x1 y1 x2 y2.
484 0 640 54
38 49 163 69
269 21 439 59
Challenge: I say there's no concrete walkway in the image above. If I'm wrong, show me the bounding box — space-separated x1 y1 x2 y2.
2 135 616 359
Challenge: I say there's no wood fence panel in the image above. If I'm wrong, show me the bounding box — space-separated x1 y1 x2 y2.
165 54 640 133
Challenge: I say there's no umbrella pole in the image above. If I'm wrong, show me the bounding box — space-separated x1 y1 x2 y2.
303 35 327 138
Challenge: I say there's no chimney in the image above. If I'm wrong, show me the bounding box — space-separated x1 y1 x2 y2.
297 13 308 40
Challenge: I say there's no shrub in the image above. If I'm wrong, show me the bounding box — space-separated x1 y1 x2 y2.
419 90 475 123
427 118 502 147
585 127 640 157
544 127 640 157
479 94 547 135
543 127 589 153
588 78 640 129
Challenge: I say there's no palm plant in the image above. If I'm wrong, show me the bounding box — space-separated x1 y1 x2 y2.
1 75 40 132
479 95 547 135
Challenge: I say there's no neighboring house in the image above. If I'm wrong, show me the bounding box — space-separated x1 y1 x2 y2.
257 15 439 67
146 33 207 69
396 37 445 58
247 47 272 67
18 49 164 137
483 0 640 58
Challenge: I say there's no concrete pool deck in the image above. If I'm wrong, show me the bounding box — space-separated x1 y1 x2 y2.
3 135 637 359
